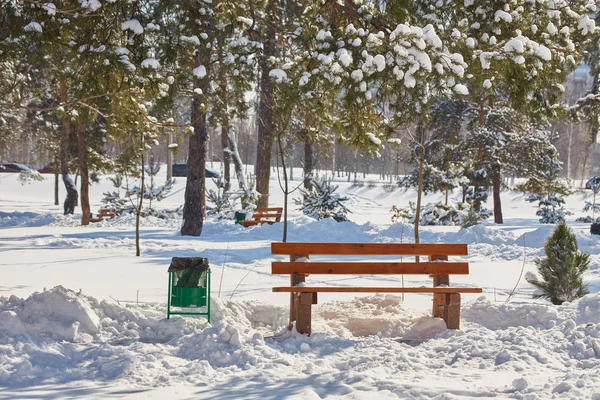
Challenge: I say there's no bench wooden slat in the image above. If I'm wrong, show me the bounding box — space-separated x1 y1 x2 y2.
254 207 282 212
272 242 468 256
272 262 469 275
252 214 280 219
242 220 278 227
273 287 483 293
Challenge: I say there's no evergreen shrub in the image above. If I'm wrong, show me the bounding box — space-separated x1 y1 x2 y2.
526 223 589 305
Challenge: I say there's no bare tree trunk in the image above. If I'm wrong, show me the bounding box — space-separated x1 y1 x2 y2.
76 122 90 225
580 136 592 187
181 54 209 236
136 143 145 257
303 132 314 191
289 147 294 181
167 131 173 181
278 135 289 242
414 122 425 245
221 125 231 191
226 128 247 190
255 0 277 208
566 122 573 182
58 84 78 215
60 117 78 215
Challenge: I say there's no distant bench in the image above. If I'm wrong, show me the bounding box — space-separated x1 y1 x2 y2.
271 242 482 335
242 207 283 227
90 208 116 223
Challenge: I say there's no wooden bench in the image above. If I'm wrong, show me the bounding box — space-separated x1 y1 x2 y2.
241 207 283 227
90 208 116 223
271 242 482 335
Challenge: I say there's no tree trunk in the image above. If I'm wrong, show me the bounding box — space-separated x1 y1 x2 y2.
76 122 91 225
278 135 289 242
492 167 503 224
54 172 59 206
580 136 592 187
181 54 209 236
221 125 231 192
414 122 425 245
289 148 294 181
136 144 145 256
60 117 78 215
566 122 573 182
303 133 314 191
167 131 173 181
58 83 78 215
255 1 277 208
226 128 247 190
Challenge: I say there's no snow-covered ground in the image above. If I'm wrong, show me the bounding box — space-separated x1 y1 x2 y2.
1 169 600 399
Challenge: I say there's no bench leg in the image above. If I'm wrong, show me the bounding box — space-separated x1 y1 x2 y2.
289 272 305 330
431 268 461 330
293 292 316 335
446 293 461 330
432 293 461 330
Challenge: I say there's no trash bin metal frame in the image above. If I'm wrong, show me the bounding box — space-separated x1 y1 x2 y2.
167 268 211 321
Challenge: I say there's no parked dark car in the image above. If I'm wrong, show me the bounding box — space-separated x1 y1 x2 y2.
37 162 57 174
585 176 600 190
0 163 34 173
172 164 220 178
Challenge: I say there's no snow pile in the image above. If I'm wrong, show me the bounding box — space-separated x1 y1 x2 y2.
314 294 444 339
0 286 101 341
0 287 191 344
1 287 600 397
453 224 515 246
0 211 61 228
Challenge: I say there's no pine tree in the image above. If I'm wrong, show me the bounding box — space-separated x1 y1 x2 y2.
526 223 590 305
295 177 350 222
448 0 597 224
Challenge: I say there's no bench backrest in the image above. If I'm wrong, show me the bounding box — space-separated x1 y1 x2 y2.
99 209 116 218
252 207 283 222
271 242 469 276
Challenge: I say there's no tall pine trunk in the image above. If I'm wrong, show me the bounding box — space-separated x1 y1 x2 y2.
221 125 231 192
277 135 289 242
54 172 59 206
136 144 145 256
255 1 277 208
492 167 503 224
181 54 209 236
76 122 91 225
303 135 314 192
414 122 425 245
60 117 78 215
58 84 78 215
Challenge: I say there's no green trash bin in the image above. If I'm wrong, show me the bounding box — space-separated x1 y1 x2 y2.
234 211 246 225
167 257 210 321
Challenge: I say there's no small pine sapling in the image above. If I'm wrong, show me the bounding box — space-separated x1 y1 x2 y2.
296 177 350 222
206 177 233 218
101 175 128 214
526 223 590 305
576 201 600 223
460 206 482 229
526 193 573 224
577 182 600 223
